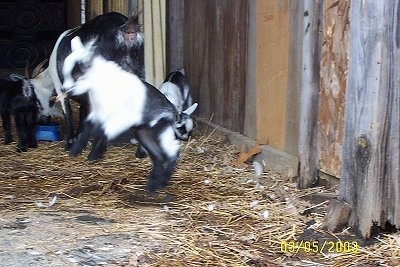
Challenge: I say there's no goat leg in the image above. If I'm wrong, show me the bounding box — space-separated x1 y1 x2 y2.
135 143 148 158
63 97 75 150
1 112 13 144
27 111 38 148
14 112 28 152
87 125 108 161
136 124 180 193
69 119 94 157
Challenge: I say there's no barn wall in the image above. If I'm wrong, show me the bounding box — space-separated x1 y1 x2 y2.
67 0 82 28
251 0 291 151
338 0 400 238
317 0 349 178
177 0 249 133
168 0 296 155
85 0 130 19
138 0 166 86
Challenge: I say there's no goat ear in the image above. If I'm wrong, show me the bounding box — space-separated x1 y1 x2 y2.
178 68 185 75
71 36 84 51
183 103 198 116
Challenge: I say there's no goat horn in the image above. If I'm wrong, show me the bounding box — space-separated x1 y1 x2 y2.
32 58 49 78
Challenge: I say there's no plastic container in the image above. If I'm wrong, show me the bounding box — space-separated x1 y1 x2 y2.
36 122 62 141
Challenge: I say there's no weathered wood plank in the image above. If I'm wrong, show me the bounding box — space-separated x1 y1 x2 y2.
253 1 291 150
181 0 248 133
298 0 323 189
339 0 400 238
317 0 349 178
142 0 166 86
166 0 184 72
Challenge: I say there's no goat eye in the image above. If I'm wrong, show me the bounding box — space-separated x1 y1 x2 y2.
71 63 85 80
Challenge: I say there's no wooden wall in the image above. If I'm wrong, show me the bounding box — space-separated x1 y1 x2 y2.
317 0 349 178
167 0 298 155
168 0 249 133
252 1 292 151
295 0 400 237
338 0 400 238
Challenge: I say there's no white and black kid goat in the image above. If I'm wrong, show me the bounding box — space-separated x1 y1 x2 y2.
49 12 144 152
158 68 197 140
61 36 192 193
134 69 198 158
0 74 40 152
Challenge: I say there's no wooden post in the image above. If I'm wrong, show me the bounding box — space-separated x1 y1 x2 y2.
298 0 322 189
166 0 184 72
337 0 400 238
317 0 349 178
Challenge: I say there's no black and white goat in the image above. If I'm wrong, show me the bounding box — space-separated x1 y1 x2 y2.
48 12 144 150
159 69 193 113
134 69 198 158
158 69 197 140
61 36 188 193
0 74 39 152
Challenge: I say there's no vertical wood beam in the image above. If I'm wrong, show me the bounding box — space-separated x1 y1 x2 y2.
284 1 304 156
166 0 184 72
339 0 400 238
66 0 82 28
317 0 349 178
298 0 323 189
253 0 291 150
142 0 166 85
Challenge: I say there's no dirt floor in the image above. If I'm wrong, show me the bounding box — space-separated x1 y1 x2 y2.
1 122 400 267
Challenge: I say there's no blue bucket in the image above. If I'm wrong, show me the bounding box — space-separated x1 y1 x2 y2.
36 122 62 141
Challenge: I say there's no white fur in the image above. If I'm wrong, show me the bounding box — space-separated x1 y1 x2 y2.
29 65 63 118
159 82 184 113
159 126 181 158
65 56 147 140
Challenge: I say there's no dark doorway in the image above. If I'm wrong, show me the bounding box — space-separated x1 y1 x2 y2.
0 0 66 72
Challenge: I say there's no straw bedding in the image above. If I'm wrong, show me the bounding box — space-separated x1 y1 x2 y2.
0 121 399 266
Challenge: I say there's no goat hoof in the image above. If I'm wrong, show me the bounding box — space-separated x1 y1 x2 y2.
28 143 38 148
4 137 13 144
146 180 168 193
135 148 147 159
65 142 74 151
69 147 82 157
16 147 27 153
87 154 102 161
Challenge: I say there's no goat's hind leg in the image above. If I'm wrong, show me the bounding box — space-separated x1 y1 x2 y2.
136 124 180 193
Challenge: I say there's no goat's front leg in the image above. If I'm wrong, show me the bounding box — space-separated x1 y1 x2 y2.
87 125 108 161
1 112 13 144
26 111 38 148
14 112 28 152
69 119 94 157
63 97 75 150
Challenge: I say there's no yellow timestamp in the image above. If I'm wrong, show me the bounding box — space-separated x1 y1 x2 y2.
280 240 359 254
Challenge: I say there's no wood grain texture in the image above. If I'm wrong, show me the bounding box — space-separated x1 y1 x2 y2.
317 0 349 178
298 0 323 189
181 0 249 133
339 0 400 238
253 0 291 150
